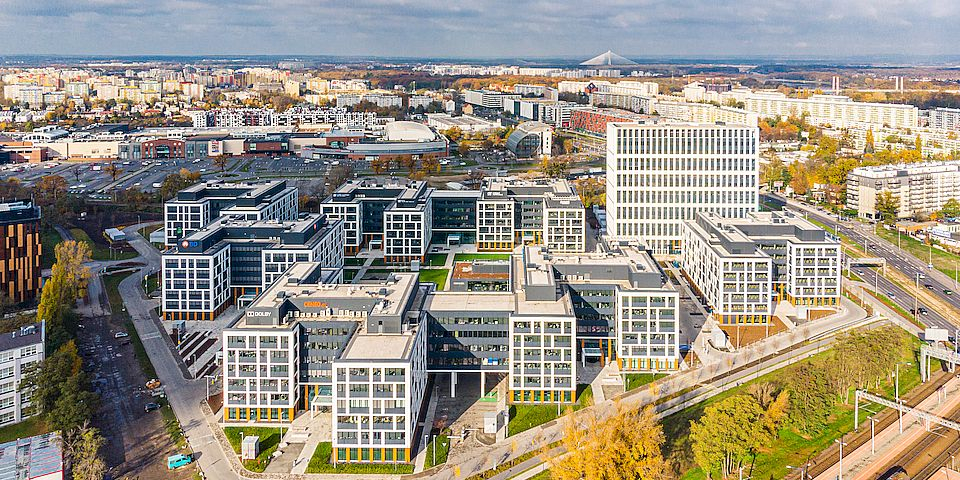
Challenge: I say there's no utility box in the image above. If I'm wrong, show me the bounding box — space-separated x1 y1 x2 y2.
241 435 260 460
484 411 503 434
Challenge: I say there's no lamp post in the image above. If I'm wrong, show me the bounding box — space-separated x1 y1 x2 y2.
869 416 878 455
836 438 847 480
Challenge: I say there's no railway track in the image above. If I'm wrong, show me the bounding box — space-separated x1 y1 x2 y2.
791 369 954 480
892 400 960 479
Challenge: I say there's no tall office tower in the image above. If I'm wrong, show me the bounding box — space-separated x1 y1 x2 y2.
606 122 759 255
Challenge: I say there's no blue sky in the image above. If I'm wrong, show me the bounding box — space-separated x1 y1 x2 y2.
0 0 955 58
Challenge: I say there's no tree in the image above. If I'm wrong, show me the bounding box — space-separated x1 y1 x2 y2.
865 129 876 154
457 142 471 157
785 360 835 434
33 175 68 205
915 135 923 152
788 161 810 196
60 422 106 480
102 163 122 182
942 198 960 219
20 340 96 431
548 404 668 480
38 241 91 350
159 168 202 200
539 156 570 179
760 156 791 190
689 395 770 478
370 157 389 174
213 155 229 175
441 126 463 142
876 190 899 223
323 164 354 196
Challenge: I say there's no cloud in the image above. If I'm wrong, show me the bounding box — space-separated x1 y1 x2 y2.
0 0 954 57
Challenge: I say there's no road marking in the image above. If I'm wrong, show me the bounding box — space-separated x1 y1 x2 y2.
140 332 161 340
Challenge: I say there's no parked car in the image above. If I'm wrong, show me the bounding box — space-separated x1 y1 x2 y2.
168 454 193 469
144 402 160 412
114 332 129 339
145 379 162 389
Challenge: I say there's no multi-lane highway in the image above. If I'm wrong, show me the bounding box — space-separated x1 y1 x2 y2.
764 193 960 330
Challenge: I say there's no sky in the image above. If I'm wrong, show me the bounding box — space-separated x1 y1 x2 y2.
0 0 957 59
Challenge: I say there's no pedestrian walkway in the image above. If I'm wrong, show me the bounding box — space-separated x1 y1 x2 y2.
413 381 442 472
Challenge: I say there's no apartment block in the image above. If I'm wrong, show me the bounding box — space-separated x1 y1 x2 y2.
161 213 344 320
476 177 585 253
846 160 960 220
0 201 41 304
681 211 841 326
164 180 298 246
0 323 43 427
606 122 759 255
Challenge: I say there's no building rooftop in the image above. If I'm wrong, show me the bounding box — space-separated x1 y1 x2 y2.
0 200 40 225
0 432 63 480
339 331 415 361
0 322 43 353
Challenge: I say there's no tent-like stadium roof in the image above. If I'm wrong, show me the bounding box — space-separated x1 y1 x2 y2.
580 50 638 67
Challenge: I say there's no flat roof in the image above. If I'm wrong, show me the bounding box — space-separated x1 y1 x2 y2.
340 332 414 360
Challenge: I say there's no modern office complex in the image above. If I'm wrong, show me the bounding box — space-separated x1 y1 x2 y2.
0 201 41 304
606 122 760 255
163 180 298 246
223 263 427 464
846 160 960 220
477 177 585 253
161 213 344 320
0 322 44 427
681 211 841 325
223 240 677 463
321 179 434 261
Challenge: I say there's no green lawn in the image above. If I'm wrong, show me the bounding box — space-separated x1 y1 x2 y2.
139 223 163 240
224 426 283 473
670 341 923 479
425 253 448 266
306 442 414 474
418 269 449 290
527 470 552 480
342 269 357 281
875 225 960 280
424 434 450 469
0 416 49 444
624 373 667 392
509 385 593 437
161 404 187 449
41 227 62 269
454 253 512 262
69 228 138 261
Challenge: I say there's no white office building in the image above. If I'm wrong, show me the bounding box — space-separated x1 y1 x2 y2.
606 122 760 255
164 180 298 246
476 178 585 253
681 211 841 326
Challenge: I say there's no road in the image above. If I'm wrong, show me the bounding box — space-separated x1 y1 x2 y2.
767 193 960 329
117 223 236 480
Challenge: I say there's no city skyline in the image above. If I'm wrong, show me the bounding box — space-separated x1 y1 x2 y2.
1 0 957 58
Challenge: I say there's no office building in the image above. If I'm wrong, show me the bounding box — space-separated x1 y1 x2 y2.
164 180 299 246
476 177 585 253
321 179 434 261
505 121 553 158
846 160 960 220
426 113 501 133
0 201 41 304
223 263 427 464
606 122 759 255
463 90 520 110
161 213 344 321
681 211 841 325
0 322 44 427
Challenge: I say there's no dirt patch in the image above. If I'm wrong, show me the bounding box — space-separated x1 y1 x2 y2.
719 316 789 349
79 278 196 479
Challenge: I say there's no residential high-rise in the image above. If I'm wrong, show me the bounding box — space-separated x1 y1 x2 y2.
846 160 960 220
606 122 759 255
0 322 44 427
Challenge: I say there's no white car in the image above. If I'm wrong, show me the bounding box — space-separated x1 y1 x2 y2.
114 332 129 339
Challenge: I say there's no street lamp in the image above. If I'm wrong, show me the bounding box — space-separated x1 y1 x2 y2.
868 416 878 455
836 438 847 480
786 464 809 480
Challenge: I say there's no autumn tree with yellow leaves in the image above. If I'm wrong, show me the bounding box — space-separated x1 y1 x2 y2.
546 404 669 480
